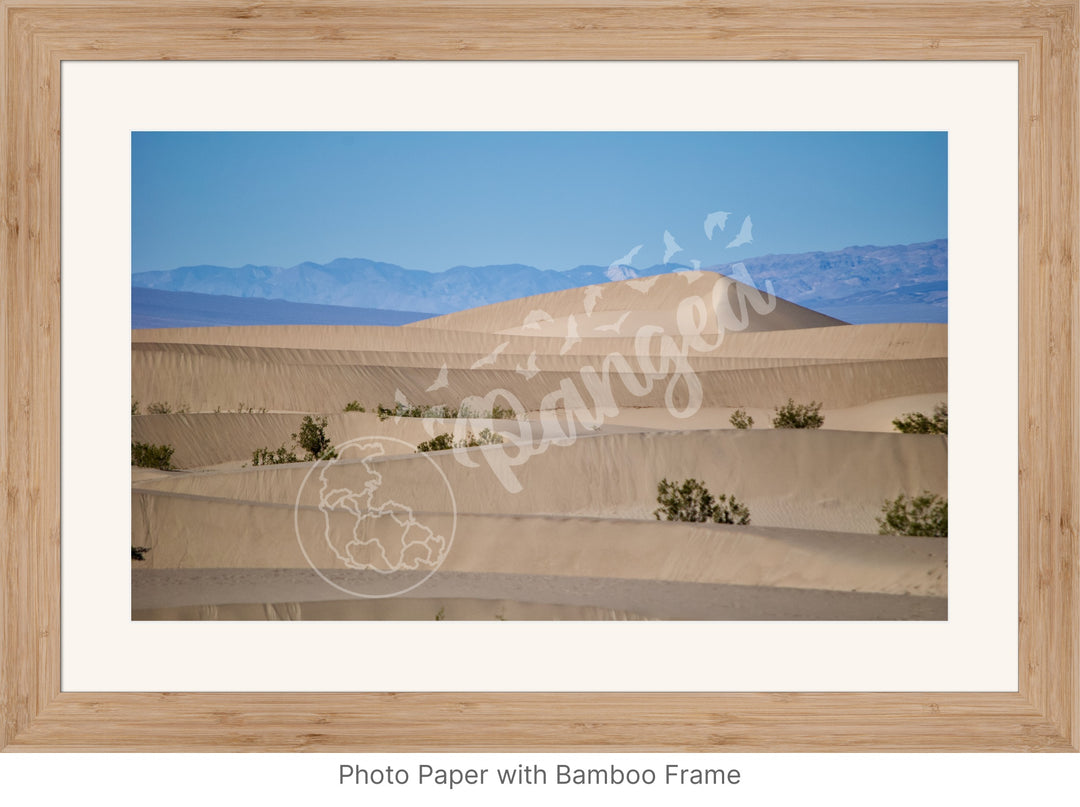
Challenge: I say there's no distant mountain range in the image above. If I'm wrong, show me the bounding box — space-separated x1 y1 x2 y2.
132 287 433 329
131 239 946 324
710 240 947 323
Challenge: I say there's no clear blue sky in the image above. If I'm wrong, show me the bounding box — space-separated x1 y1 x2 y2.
132 131 946 274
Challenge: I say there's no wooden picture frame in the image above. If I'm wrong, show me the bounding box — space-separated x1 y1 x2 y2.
1 0 1076 752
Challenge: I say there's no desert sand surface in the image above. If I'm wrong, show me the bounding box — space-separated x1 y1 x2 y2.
594 393 948 434
412 272 847 335
132 271 947 620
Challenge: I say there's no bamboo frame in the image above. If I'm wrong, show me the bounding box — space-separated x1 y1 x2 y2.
1 0 1076 751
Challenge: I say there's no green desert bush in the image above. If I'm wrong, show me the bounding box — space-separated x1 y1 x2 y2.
416 433 455 452
653 478 750 525
462 428 504 447
877 492 948 537
344 400 366 412
251 415 337 465
131 441 175 470
144 401 190 415
772 398 824 429
292 415 337 461
487 404 517 420
729 408 754 429
416 428 504 453
379 401 518 421
131 546 150 561
251 445 300 466
131 399 139 416
893 402 948 435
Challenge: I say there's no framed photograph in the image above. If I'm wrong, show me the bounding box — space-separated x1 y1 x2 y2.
126 127 951 625
2 1 1076 751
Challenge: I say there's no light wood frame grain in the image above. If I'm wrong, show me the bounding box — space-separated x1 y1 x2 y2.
1 0 1076 752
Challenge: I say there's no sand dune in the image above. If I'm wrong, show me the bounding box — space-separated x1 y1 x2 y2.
132 496 946 595
132 574 945 621
132 411 525 470
133 596 652 621
411 271 847 334
132 343 944 414
591 393 949 434
132 392 948 470
134 429 946 534
131 280 944 422
132 320 945 360
132 272 947 620
132 497 945 618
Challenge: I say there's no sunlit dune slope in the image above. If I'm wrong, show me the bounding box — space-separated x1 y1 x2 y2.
131 318 945 416
131 392 948 469
131 319 944 357
132 271 947 620
409 271 847 334
132 351 944 416
131 498 945 618
134 429 946 534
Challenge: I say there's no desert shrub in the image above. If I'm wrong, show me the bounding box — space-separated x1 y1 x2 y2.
416 428 504 453
877 492 948 537
379 402 443 419
455 403 518 420
893 402 948 435
248 416 335 465
292 415 337 460
145 401 190 414
772 398 824 429
729 408 754 429
131 441 175 470
251 445 299 466
344 400 366 412
461 428 504 447
131 546 150 561
416 433 455 452
379 402 518 421
931 401 948 434
653 478 750 525
131 399 139 415
488 404 517 420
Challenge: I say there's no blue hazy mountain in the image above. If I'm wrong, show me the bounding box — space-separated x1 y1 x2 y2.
706 240 948 323
133 258 579 315
132 287 434 329
132 239 946 323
